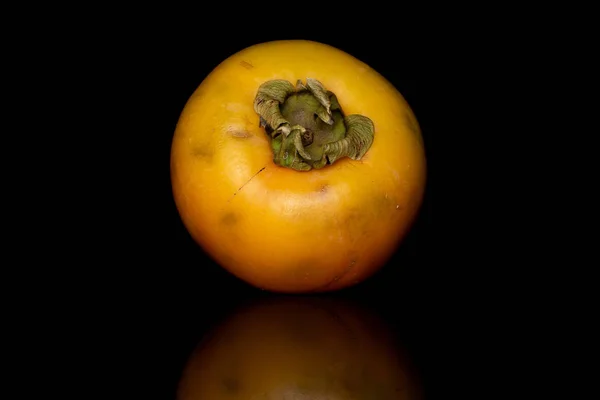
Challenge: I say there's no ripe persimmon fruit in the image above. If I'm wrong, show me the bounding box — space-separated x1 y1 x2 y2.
170 40 426 293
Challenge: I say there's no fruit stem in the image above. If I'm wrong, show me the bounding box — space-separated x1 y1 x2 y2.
253 79 374 171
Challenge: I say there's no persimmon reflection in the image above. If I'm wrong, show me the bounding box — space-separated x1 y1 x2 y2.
177 296 422 399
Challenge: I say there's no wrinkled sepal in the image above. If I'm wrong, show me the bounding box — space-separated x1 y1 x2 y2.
272 131 312 171
255 78 375 172
323 115 375 164
253 80 295 137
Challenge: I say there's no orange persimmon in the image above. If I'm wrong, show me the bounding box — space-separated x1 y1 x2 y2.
170 40 426 293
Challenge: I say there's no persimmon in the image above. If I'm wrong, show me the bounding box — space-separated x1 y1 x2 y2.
177 296 422 399
170 40 426 293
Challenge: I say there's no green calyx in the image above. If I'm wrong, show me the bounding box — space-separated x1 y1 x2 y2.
253 78 375 171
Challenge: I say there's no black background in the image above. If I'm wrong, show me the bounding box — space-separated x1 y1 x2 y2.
87 15 512 400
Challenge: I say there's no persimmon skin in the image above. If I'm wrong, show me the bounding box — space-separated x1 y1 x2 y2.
170 40 426 293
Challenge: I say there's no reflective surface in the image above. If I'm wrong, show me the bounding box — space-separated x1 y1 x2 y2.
177 296 422 399
99 28 495 400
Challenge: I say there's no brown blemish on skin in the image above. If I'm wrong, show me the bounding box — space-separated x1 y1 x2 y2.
191 146 213 159
239 60 254 69
222 377 241 393
228 129 251 139
221 212 238 226
340 207 372 239
318 184 329 194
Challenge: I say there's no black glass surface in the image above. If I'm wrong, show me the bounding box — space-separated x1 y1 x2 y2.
98 26 503 400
